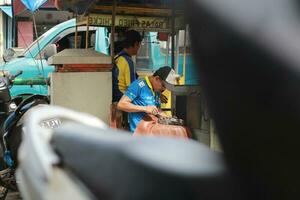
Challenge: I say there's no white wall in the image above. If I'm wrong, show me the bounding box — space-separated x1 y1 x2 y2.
0 0 11 5
50 72 112 124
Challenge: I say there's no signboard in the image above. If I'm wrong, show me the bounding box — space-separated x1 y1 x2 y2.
78 14 173 32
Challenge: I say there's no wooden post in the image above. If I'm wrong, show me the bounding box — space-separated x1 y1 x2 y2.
171 0 175 69
85 14 90 49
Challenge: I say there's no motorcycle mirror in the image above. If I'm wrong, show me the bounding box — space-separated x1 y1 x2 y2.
3 48 16 63
42 44 57 60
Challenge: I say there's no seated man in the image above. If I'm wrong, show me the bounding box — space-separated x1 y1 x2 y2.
117 66 190 138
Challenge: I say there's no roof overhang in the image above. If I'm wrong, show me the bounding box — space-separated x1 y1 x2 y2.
55 0 185 16
55 0 186 32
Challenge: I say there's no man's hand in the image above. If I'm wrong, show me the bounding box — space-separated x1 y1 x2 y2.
144 106 159 115
160 94 168 104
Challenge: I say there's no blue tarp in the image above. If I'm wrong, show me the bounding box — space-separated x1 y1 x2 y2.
21 0 47 12
0 6 12 18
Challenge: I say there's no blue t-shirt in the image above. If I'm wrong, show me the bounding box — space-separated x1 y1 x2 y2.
124 77 161 132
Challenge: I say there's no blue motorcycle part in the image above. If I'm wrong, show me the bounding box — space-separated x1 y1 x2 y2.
4 150 14 167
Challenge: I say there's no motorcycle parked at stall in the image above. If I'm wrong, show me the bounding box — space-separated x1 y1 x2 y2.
0 70 49 199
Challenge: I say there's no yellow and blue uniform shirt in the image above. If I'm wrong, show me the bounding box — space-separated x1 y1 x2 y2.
124 76 161 132
112 51 136 102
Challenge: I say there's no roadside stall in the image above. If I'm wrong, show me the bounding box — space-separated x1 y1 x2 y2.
53 0 215 147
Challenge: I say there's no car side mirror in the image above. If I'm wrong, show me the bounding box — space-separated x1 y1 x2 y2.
3 48 16 63
41 44 57 60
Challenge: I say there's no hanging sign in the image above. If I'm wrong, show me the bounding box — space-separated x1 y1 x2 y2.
79 14 171 32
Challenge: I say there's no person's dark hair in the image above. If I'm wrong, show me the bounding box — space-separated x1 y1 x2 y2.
123 30 142 48
114 41 123 55
153 66 172 81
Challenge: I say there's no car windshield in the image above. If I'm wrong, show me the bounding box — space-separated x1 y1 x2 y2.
20 23 61 58
21 35 46 58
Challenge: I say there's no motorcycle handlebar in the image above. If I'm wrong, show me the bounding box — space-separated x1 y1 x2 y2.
13 70 23 79
2 70 49 86
13 77 49 86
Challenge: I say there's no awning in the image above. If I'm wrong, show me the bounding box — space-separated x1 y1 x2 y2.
20 0 47 12
0 6 12 18
13 0 56 16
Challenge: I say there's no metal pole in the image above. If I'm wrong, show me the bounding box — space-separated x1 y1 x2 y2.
171 0 176 69
111 0 117 61
171 0 176 116
32 13 45 80
11 0 16 47
181 25 187 85
5 13 8 49
75 14 78 48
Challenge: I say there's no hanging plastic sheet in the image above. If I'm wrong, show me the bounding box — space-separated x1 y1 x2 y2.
21 0 47 12
0 6 12 18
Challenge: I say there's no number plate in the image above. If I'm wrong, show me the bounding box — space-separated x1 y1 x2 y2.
40 118 61 129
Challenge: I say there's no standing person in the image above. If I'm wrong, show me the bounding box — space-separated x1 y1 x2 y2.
117 66 186 134
110 30 142 129
112 30 142 102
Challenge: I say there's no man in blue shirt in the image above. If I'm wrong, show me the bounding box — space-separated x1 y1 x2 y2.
117 66 177 132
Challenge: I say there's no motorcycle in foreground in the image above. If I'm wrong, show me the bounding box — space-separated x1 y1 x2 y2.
16 106 240 200
0 71 49 199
